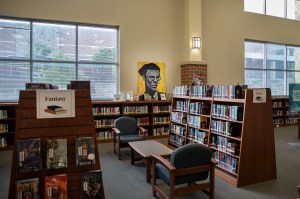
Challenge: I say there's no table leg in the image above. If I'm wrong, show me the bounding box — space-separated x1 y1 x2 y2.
145 158 151 183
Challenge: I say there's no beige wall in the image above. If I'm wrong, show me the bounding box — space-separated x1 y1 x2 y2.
0 0 181 94
202 0 300 85
2 0 300 88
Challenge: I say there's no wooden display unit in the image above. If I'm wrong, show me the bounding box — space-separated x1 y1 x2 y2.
0 103 17 151
272 96 299 127
93 100 171 142
9 89 105 198
168 88 277 187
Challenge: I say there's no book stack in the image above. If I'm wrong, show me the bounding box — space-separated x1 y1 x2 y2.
44 105 67 115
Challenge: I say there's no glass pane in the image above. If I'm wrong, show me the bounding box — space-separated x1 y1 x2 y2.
266 0 285 17
0 61 30 101
266 43 285 70
287 46 300 71
245 69 264 88
287 0 300 20
78 63 118 100
32 62 76 89
78 26 118 62
245 41 264 69
244 0 265 14
266 70 285 95
287 71 300 84
32 22 76 61
0 19 30 59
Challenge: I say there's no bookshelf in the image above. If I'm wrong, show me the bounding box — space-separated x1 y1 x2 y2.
168 88 277 187
93 100 171 142
272 96 299 127
9 89 105 198
0 103 18 151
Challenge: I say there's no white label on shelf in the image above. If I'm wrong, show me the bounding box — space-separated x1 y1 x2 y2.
78 146 82 156
83 182 88 191
19 151 24 161
49 148 54 158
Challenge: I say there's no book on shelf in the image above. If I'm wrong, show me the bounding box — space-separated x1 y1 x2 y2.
0 123 8 133
17 138 41 173
0 137 7 147
45 174 68 199
76 137 96 166
46 138 68 169
0 110 8 119
81 170 103 199
26 83 58 90
44 105 67 115
16 178 39 199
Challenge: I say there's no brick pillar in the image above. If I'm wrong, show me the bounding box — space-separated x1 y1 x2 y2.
180 63 207 86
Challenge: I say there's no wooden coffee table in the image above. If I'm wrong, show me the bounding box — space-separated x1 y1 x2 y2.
128 140 173 183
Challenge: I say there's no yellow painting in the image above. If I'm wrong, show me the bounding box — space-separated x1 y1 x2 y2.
137 62 166 101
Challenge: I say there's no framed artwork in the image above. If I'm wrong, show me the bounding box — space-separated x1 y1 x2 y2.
137 62 166 101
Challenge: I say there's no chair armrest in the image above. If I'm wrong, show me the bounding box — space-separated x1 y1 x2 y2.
211 158 218 166
151 154 176 171
112 128 121 135
138 126 147 136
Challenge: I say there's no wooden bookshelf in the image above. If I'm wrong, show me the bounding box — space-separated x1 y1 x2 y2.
272 96 299 127
93 100 171 142
168 88 277 187
8 89 105 198
0 103 18 150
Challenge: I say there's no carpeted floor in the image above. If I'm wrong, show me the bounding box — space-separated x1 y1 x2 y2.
0 126 299 199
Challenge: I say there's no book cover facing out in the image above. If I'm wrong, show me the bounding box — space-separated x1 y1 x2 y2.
289 83 300 112
75 137 96 166
81 170 103 199
46 139 68 169
45 174 68 199
16 178 39 199
17 138 41 173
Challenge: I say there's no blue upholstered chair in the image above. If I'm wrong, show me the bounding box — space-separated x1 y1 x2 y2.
112 116 146 160
151 143 217 199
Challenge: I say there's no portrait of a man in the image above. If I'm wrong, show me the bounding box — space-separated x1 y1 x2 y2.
138 62 166 101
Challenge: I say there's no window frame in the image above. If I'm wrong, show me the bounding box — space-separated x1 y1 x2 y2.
0 16 120 102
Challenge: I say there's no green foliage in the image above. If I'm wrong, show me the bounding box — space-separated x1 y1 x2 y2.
93 48 116 62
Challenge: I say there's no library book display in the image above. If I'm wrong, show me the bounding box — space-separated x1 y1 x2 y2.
168 87 277 187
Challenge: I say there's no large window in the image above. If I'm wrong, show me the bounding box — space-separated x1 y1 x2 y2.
245 40 300 96
0 17 119 102
244 0 300 21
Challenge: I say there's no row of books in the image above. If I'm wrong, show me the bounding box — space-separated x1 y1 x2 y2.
210 135 240 156
272 101 284 107
169 135 184 147
0 123 8 133
97 131 113 140
153 105 171 113
210 120 242 137
93 107 121 116
214 151 238 174
212 104 244 122
16 170 102 199
95 119 116 128
187 128 208 144
0 110 8 119
175 100 189 112
170 123 186 136
273 109 284 116
171 112 187 124
25 83 58 90
137 117 150 125
187 115 208 129
153 116 170 124
0 137 7 147
123 105 148 114
173 84 246 99
17 137 96 173
189 101 210 115
153 127 169 136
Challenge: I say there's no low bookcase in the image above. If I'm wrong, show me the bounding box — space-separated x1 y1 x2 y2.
168 88 277 187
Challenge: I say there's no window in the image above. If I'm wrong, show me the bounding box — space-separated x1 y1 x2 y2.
0 17 119 101
244 0 300 21
245 40 300 96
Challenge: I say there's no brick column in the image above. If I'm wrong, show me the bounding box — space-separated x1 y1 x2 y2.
180 63 207 86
